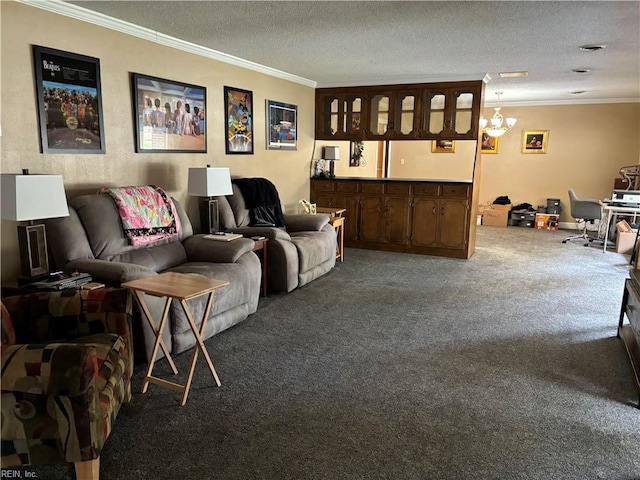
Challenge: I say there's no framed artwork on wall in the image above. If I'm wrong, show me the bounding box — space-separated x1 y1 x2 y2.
522 130 549 154
481 133 499 154
131 73 206 153
266 100 297 150
431 140 455 153
32 45 106 154
224 86 253 154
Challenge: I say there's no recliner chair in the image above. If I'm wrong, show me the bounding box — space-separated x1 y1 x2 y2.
562 188 603 246
217 178 337 293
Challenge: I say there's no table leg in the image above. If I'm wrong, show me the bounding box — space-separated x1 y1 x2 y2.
603 210 613 253
179 292 221 406
133 290 178 374
141 296 174 394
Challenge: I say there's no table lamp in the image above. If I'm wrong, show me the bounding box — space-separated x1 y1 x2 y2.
324 146 340 178
188 166 233 233
1 170 69 280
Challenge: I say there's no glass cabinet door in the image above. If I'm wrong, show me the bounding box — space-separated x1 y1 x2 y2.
344 96 363 136
320 95 340 137
425 92 446 136
369 94 390 136
395 93 416 136
453 92 474 135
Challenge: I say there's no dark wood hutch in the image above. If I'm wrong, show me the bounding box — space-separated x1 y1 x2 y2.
311 80 485 259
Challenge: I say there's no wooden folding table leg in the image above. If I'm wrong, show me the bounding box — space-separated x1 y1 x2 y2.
179 292 221 406
141 296 174 394
133 290 178 374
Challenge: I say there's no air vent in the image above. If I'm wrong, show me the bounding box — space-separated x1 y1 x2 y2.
579 44 606 52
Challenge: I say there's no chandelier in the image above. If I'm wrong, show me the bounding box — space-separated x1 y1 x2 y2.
479 92 517 138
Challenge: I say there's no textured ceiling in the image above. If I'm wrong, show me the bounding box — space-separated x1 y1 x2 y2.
65 0 640 105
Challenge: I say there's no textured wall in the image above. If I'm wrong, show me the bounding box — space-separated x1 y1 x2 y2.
0 1 315 281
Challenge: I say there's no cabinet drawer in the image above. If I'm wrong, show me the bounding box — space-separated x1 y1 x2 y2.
626 280 640 335
442 184 470 197
360 183 384 194
311 181 335 193
413 184 440 196
385 183 410 195
336 181 358 193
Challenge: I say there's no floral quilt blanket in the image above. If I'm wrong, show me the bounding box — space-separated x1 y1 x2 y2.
101 185 180 246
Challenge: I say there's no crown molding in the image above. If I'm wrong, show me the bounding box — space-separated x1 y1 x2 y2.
16 0 317 88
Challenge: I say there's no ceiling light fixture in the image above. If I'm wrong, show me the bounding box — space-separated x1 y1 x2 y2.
479 92 517 138
499 71 529 78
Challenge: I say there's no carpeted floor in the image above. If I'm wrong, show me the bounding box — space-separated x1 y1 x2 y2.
17 226 640 480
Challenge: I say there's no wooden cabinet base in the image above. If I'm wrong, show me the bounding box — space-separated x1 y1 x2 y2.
311 178 475 260
344 239 471 259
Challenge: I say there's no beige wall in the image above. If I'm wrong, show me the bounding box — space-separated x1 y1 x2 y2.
0 2 315 281
478 103 639 212
1 2 639 282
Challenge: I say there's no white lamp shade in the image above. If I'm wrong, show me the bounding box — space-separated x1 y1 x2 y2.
188 167 233 197
323 146 340 161
1 174 69 221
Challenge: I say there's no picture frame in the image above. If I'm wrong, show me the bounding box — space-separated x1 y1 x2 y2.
266 100 297 150
32 45 106 154
131 73 206 153
522 130 549 154
224 86 253 154
480 133 499 154
431 140 455 153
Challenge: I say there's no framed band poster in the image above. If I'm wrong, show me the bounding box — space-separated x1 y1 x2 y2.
32 45 106 154
224 86 253 154
132 73 207 153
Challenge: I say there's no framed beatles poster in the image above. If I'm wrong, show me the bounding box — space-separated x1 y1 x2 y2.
224 86 253 154
32 45 106 154
132 73 207 153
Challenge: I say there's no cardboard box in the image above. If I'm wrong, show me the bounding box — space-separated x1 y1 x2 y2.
481 204 512 227
616 220 638 254
534 213 560 230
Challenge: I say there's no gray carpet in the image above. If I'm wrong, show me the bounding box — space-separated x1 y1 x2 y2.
19 226 640 480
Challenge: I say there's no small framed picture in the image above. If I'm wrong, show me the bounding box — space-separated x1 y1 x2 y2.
224 86 253 154
266 100 297 150
522 130 549 154
481 133 499 154
431 139 455 153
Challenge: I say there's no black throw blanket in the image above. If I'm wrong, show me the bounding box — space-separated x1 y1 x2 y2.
233 178 286 227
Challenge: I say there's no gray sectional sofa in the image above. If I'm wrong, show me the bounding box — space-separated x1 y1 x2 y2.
44 192 262 361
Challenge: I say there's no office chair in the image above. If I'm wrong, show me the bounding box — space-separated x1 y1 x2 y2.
562 188 604 246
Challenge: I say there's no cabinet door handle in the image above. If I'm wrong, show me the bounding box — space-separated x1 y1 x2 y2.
432 206 437 216
441 206 446 216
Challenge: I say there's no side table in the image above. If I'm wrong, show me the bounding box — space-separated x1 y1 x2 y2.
329 216 345 262
122 272 229 406
251 237 268 296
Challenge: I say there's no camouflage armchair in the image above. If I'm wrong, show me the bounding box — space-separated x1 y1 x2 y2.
1 288 133 480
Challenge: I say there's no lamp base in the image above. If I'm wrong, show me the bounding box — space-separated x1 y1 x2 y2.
17 223 50 279
199 198 220 234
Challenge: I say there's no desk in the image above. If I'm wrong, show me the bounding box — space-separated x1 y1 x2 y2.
602 204 640 253
122 272 229 406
